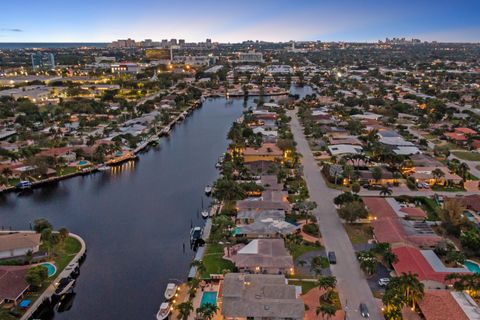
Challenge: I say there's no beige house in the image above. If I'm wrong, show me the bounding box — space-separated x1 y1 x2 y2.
0 233 41 259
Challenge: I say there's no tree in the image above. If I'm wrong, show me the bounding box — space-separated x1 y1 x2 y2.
442 198 466 235
316 302 337 319
26 265 48 289
371 166 383 182
33 218 52 233
379 186 393 197
212 178 245 201
432 168 445 185
58 227 69 244
317 276 337 291
176 301 193 320
196 303 218 320
356 250 377 276
333 192 360 206
338 201 368 223
190 260 206 275
445 273 480 298
382 250 398 267
351 182 360 194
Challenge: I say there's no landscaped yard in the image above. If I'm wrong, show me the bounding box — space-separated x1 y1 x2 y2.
201 243 235 278
452 151 480 161
54 236 82 273
289 243 323 261
288 280 317 294
343 223 373 244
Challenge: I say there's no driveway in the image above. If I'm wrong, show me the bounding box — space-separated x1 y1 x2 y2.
288 109 383 320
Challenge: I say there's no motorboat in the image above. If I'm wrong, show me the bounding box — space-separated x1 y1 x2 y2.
204 185 212 195
164 283 178 300
156 302 172 320
54 278 76 296
16 181 32 190
190 227 204 245
97 165 110 172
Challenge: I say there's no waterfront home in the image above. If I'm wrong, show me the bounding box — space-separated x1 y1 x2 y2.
224 239 294 275
236 197 291 212
242 143 283 163
327 144 363 156
236 209 285 225
235 218 299 239
0 265 30 305
0 233 41 259
221 273 304 320
37 147 77 162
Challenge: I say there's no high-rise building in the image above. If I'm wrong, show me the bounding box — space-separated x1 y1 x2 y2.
238 52 263 63
108 38 137 48
206 38 212 44
170 39 177 45
179 39 185 46
31 52 55 69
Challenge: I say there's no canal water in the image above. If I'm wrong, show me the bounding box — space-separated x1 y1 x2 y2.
0 85 310 320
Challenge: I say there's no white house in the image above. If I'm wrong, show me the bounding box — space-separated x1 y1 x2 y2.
0 233 41 259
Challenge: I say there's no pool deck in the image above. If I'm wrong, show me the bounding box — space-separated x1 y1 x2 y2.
189 283 222 320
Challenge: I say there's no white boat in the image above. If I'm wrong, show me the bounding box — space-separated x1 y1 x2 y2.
201 210 209 219
156 302 171 320
204 185 212 195
97 165 110 172
164 283 177 300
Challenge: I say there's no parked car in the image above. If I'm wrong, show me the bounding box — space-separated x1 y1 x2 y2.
359 303 369 318
417 183 424 189
378 278 390 287
328 251 337 264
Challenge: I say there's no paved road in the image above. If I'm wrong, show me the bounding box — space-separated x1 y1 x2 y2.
288 109 383 320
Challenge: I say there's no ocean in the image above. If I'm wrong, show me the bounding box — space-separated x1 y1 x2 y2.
0 43 108 49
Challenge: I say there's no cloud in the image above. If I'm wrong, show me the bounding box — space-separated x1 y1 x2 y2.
0 28 23 32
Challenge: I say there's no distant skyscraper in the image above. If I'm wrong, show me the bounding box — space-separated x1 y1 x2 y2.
31 52 55 69
170 39 177 45
206 38 212 44
179 39 185 46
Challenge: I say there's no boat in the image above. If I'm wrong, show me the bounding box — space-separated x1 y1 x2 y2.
97 165 110 172
190 226 203 245
201 210 209 219
156 302 171 320
54 278 76 296
204 185 212 196
164 283 178 300
16 181 32 190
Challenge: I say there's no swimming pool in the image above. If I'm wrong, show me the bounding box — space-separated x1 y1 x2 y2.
41 262 57 277
200 291 217 307
78 160 88 166
464 260 480 273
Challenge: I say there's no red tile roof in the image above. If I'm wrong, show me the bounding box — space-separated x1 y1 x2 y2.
400 207 427 219
444 132 467 141
392 247 456 284
454 127 477 135
363 197 397 219
418 290 469 320
0 265 30 301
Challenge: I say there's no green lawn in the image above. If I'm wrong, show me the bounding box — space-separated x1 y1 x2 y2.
452 151 480 161
201 243 235 278
343 224 373 244
54 236 82 274
289 243 323 261
288 280 317 294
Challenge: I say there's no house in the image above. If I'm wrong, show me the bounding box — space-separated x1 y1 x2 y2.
221 273 304 320
224 239 294 275
0 265 30 305
236 210 285 225
328 144 363 156
407 166 463 186
392 246 470 288
37 147 76 162
235 218 299 239
418 290 480 320
357 167 395 186
0 233 41 259
243 143 283 163
236 197 291 212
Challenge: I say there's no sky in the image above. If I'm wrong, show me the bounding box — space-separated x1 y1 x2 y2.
1 0 479 43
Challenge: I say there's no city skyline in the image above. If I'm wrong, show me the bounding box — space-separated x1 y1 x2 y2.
1 0 479 43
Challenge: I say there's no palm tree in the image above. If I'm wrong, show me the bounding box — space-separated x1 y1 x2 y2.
317 276 337 291
316 302 337 319
196 303 218 320
176 301 193 320
382 250 398 267
379 186 393 197
397 272 425 310
190 260 206 275
356 251 377 276
445 273 480 298
458 162 470 180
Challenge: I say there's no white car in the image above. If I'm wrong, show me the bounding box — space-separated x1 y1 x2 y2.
378 278 390 287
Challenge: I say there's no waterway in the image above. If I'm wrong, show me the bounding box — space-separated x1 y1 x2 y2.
0 85 310 319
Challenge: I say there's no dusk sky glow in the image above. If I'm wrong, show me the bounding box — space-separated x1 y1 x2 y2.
1 0 480 43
